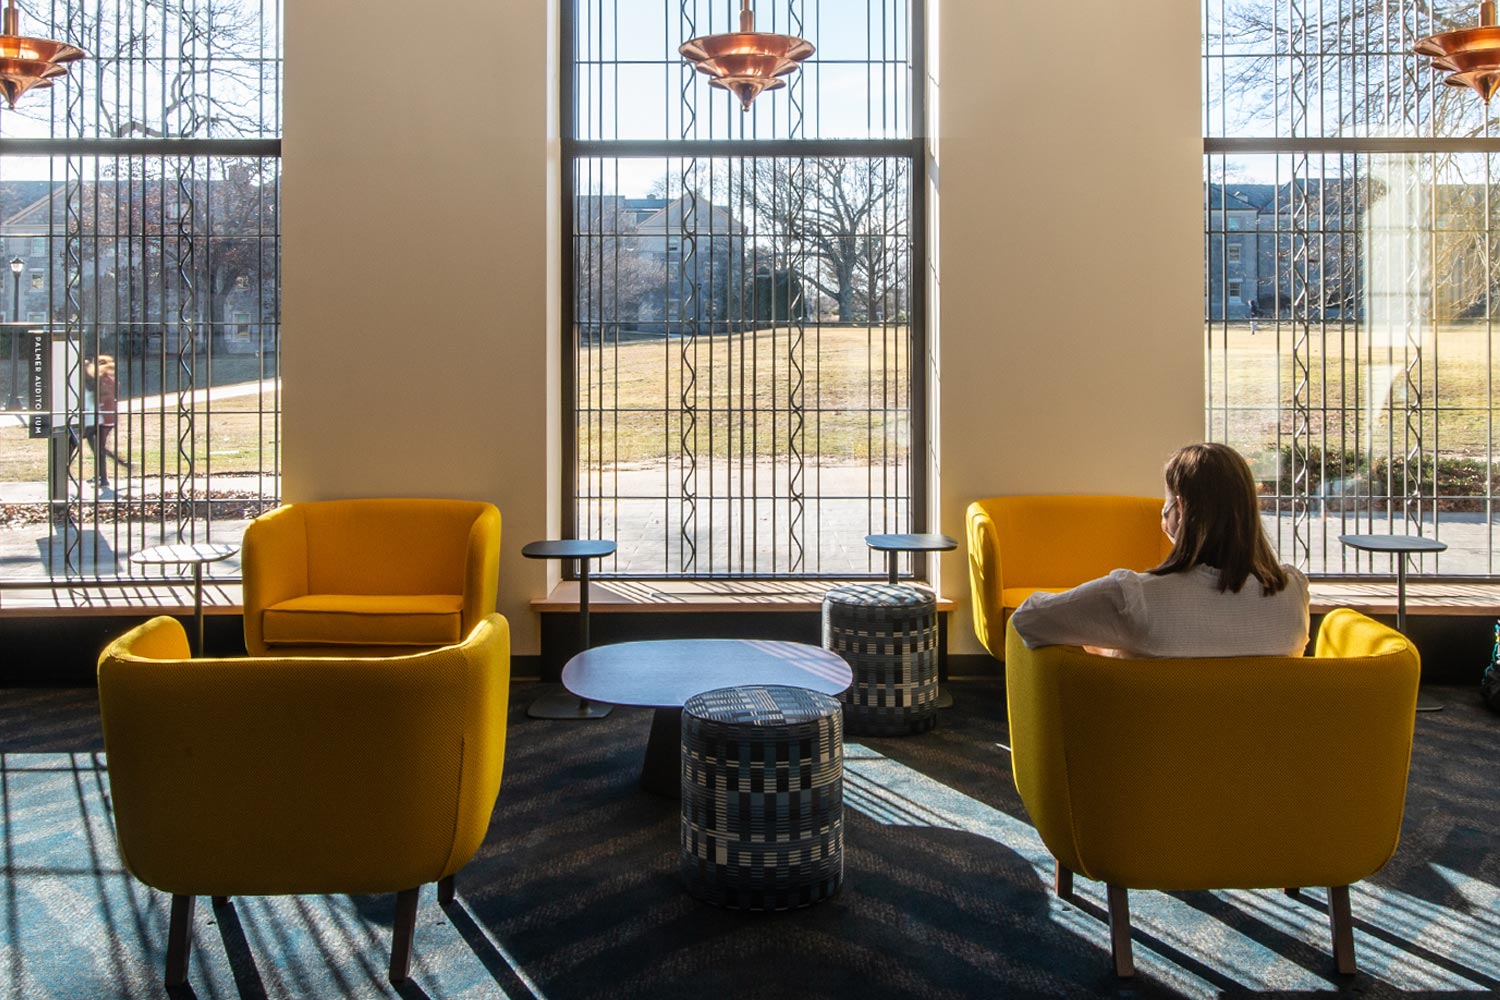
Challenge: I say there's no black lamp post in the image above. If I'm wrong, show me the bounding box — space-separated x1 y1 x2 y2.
6 256 21 410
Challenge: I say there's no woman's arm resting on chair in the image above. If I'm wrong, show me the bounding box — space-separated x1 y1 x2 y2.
1009 571 1139 652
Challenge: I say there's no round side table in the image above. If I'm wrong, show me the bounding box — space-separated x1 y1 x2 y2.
1338 533 1447 712
865 532 958 585
523 539 616 720
864 533 957 707
129 542 239 656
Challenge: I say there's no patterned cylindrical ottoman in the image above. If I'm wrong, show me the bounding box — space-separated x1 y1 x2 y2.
681 685 844 910
822 583 939 735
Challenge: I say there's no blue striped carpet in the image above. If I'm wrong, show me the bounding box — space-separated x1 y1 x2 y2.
2 680 1497 998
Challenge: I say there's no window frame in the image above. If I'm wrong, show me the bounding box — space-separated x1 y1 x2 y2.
559 0 929 581
0 0 282 588
1203 2 1500 579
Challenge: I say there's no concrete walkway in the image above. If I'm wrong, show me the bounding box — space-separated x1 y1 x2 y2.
4 449 1499 602
2 377 278 427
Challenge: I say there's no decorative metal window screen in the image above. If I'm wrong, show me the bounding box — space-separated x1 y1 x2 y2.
0 1 281 584
1205 1 1500 576
566 0 924 578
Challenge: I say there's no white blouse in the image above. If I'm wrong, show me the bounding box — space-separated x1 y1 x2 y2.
1009 563 1311 658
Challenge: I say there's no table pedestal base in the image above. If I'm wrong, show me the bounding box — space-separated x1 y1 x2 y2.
1416 691 1444 713
642 707 682 797
527 687 613 720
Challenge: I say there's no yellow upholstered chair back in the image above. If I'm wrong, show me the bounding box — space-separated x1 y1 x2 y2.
967 495 1171 657
98 613 511 985
242 497 501 655
1004 608 1418 891
99 613 510 897
297 499 481 595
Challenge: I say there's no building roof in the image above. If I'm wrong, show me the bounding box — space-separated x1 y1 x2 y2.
634 194 739 235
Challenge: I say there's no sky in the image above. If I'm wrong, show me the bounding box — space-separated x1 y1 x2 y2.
577 0 911 197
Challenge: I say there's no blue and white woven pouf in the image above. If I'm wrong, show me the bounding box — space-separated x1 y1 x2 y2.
822 582 939 735
680 684 844 910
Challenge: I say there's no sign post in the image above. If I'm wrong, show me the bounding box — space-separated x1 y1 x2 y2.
26 330 47 437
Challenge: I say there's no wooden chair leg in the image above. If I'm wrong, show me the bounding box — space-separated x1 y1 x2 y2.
1107 885 1135 978
1054 860 1073 901
212 895 230 907
1328 885 1356 975
438 874 456 906
165 894 195 987
388 887 420 984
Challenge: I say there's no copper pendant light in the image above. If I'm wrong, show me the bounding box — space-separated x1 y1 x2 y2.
1415 1 1500 103
0 0 82 109
680 0 814 111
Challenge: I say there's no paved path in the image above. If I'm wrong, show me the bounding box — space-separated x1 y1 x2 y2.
1 377 278 428
3 444 1498 585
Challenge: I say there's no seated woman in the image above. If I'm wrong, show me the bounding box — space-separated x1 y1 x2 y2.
1010 442 1309 658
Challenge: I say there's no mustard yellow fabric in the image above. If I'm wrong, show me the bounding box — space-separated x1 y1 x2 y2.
262 594 464 647
1004 608 1418 891
97 613 511 897
1000 586 1066 611
242 498 500 655
967 495 1171 658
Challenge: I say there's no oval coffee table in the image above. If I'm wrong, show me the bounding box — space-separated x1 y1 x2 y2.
562 639 853 796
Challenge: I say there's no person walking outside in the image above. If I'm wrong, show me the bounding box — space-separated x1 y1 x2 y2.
70 354 128 487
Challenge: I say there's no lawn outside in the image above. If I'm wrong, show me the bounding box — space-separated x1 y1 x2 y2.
578 324 911 466
0 386 278 483
5 320 1500 578
1207 320 1499 462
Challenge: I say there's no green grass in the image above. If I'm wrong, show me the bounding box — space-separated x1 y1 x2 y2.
1206 321 1498 465
1 394 278 482
577 325 911 466
5 321 1499 486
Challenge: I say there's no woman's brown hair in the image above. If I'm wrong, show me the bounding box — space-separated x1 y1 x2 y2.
1150 442 1288 595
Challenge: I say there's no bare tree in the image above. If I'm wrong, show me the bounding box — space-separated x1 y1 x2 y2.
1219 1 1500 318
9 3 279 347
1220 1 1491 137
15 0 267 139
203 159 277 342
574 197 666 341
749 158 906 324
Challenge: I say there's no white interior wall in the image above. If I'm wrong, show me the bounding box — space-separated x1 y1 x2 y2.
932 0 1204 653
282 0 555 653
282 0 1203 657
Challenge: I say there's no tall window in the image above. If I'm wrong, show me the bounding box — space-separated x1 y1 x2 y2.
566 0 924 577
0 1 282 583
1205 1 1499 576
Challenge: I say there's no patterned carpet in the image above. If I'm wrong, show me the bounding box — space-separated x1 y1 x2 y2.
2 679 1498 999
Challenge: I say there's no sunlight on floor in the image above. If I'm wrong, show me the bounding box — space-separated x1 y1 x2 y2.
842 743 1497 994
6 746 1497 997
0 752 541 1000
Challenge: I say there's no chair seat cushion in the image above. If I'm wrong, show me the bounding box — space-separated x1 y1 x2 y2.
262 594 464 647
1002 586 1068 611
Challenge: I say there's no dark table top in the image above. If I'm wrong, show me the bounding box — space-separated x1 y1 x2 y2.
1337 534 1448 555
521 539 618 560
562 639 852 709
865 533 958 553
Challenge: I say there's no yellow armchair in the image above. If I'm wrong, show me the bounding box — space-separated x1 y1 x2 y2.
1004 608 1419 977
242 497 501 655
967 495 1171 658
97 613 511 986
